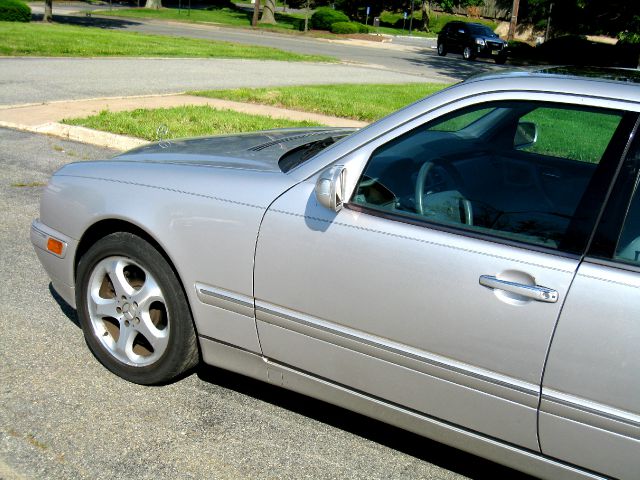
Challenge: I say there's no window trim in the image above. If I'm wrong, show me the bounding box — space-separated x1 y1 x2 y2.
588 116 640 262
345 202 583 260
348 101 639 258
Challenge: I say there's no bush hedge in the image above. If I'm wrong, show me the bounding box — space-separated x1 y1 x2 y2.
310 7 349 31
330 21 360 34
0 0 31 22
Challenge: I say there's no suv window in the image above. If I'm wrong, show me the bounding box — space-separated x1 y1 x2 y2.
468 24 495 36
351 101 625 253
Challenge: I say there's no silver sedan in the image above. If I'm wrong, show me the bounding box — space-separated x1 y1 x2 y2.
32 67 640 480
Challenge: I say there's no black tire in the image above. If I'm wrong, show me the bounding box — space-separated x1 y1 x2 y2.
76 232 199 385
462 46 475 61
437 42 447 56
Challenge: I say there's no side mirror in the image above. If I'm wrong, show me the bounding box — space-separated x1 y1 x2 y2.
514 121 538 149
315 165 346 212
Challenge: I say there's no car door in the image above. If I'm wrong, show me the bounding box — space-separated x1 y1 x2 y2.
539 131 640 479
254 97 635 450
451 22 465 52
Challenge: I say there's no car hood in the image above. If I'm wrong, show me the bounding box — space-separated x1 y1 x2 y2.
113 127 357 173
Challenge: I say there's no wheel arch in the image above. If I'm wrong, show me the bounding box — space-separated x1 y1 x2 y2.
74 219 202 344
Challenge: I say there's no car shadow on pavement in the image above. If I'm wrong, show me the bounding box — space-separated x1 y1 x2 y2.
47 280 533 478
32 13 143 30
197 364 536 480
49 283 80 328
406 49 507 81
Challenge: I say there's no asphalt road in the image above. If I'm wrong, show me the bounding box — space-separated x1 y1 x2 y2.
29 6 506 81
0 57 430 106
0 127 533 480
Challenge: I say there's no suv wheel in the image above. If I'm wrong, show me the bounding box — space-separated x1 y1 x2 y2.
437 43 447 56
462 46 475 61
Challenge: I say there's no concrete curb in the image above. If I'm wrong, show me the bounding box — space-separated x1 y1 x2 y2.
0 93 368 151
0 120 147 151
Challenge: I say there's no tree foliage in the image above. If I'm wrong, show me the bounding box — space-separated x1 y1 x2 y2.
0 0 31 22
310 7 349 30
496 0 639 38
289 0 638 38
301 0 483 22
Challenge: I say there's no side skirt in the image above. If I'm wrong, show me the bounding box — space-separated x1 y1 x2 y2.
199 336 603 480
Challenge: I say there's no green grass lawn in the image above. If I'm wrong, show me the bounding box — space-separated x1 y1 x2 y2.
520 107 622 163
190 83 450 122
96 6 307 32
63 106 323 140
0 22 333 60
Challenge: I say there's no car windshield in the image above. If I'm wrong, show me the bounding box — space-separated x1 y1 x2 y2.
468 24 496 37
278 133 351 173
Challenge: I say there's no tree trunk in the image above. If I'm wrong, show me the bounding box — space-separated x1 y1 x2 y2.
43 0 52 22
507 0 520 41
252 0 260 27
260 0 277 24
421 1 430 32
145 0 162 9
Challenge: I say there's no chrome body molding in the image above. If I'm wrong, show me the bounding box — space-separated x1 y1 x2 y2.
195 283 254 318
199 336 605 480
254 301 539 400
542 389 640 434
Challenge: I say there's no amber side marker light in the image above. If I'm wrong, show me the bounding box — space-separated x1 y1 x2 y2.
47 238 64 255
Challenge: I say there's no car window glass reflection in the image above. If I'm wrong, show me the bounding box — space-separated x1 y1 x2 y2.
352 101 624 252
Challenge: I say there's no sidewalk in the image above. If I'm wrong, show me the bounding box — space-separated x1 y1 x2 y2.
0 94 368 151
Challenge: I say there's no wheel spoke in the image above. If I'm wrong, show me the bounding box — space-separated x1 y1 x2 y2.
106 258 134 298
114 323 136 359
90 290 119 319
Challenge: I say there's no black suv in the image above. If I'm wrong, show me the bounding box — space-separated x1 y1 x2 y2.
437 21 507 64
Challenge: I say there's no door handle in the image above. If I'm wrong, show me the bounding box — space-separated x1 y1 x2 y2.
479 275 559 303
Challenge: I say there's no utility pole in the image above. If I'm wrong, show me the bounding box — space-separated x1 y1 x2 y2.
252 0 260 27
304 0 310 32
507 0 520 42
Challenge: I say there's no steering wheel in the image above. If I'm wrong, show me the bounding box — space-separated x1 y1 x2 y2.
415 159 473 225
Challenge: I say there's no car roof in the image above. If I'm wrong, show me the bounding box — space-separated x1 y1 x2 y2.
463 67 640 102
445 21 487 27
291 67 640 179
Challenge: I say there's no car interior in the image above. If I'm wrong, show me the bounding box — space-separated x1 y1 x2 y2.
352 102 624 251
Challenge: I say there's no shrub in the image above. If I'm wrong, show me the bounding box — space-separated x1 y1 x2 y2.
310 7 349 31
618 16 640 45
357 22 370 33
330 21 360 34
0 0 31 22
